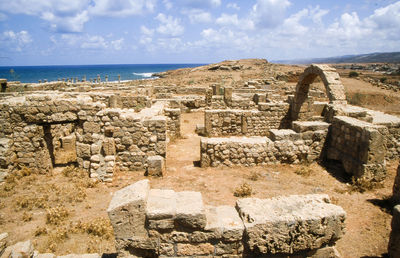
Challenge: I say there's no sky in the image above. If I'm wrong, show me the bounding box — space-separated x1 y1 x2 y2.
0 0 399 66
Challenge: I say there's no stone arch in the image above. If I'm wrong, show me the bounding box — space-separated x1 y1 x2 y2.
291 64 347 121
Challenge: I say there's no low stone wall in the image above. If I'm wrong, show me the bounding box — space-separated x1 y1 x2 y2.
153 86 207 95
204 103 290 137
200 121 328 167
107 180 346 257
327 116 388 181
0 95 174 181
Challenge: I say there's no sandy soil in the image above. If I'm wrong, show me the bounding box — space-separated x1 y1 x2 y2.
0 59 399 257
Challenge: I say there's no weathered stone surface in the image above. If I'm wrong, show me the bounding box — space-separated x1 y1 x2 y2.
269 129 299 141
3 240 33 258
146 155 165 177
236 194 346 255
0 233 8 256
292 121 330 133
176 243 214 256
146 189 176 220
107 179 150 239
176 191 206 229
205 206 244 242
389 205 400 258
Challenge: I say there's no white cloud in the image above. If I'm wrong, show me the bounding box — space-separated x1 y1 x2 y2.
251 0 291 28
163 0 173 10
81 35 107 49
141 26 154 36
0 0 91 33
156 13 184 37
368 1 400 29
1 30 32 51
111 38 124 50
89 0 156 17
227 3 240 10
0 0 156 33
176 0 221 9
183 9 212 24
216 13 254 30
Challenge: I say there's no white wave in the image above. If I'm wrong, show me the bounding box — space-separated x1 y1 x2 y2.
132 72 155 78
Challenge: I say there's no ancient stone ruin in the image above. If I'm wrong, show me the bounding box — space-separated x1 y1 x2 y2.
107 179 346 257
0 63 399 257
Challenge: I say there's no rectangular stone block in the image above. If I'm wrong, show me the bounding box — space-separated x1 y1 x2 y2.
205 205 244 242
269 129 300 141
292 121 330 133
107 179 150 239
176 243 214 256
146 155 165 177
146 189 176 220
176 191 207 229
236 194 346 255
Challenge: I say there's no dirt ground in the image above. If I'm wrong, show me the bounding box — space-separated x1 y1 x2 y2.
0 60 399 257
0 111 398 257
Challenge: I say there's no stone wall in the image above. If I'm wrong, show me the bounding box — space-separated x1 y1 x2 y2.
153 86 207 95
107 180 346 257
204 103 290 137
200 121 329 168
0 95 175 181
326 116 388 181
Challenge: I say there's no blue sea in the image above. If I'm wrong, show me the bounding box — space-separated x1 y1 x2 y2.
0 64 206 83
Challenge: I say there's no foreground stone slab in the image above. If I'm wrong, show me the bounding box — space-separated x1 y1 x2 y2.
2 240 33 258
176 191 207 229
107 179 150 239
205 205 244 242
269 129 299 141
236 194 346 255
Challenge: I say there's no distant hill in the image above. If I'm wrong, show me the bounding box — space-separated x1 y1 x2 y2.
274 52 400 64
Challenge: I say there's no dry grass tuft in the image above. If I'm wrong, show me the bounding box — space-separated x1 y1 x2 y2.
34 226 48 236
249 171 261 181
46 205 70 225
295 166 313 177
234 183 252 197
350 177 384 193
72 217 114 239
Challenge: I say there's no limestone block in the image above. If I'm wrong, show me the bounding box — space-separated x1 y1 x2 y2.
107 179 150 239
176 191 207 229
146 155 165 177
269 129 300 141
205 205 244 242
3 240 34 258
146 189 176 220
236 194 346 255
83 122 100 134
76 143 91 159
389 205 400 257
54 135 77 164
292 121 330 133
176 243 214 256
102 138 115 156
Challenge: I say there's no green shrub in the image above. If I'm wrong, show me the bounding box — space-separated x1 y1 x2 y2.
349 71 359 78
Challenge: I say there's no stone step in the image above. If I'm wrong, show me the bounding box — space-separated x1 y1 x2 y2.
236 194 346 255
146 189 177 220
269 129 299 141
205 205 244 242
176 191 206 229
292 121 330 133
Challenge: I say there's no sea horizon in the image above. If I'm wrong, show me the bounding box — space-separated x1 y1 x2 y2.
0 63 206 83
